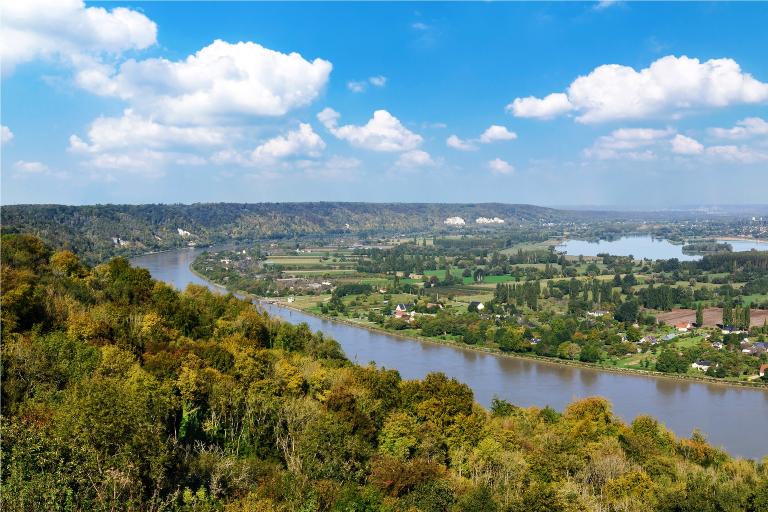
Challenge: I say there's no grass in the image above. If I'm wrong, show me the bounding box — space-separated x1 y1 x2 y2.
285 269 357 274
740 293 768 306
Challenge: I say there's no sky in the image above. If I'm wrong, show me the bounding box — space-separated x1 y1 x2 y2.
1 1 767 207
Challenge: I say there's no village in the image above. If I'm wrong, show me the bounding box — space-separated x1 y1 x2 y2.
193 230 768 384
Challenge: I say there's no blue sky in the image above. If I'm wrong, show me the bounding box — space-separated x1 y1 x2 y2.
2 1 767 206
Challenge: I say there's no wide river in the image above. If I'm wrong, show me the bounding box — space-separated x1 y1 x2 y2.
132 247 768 459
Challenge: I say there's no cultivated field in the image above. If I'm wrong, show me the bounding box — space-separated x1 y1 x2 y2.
656 307 768 328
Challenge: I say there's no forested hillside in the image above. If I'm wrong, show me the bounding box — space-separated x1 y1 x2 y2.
1 203 562 264
2 234 767 512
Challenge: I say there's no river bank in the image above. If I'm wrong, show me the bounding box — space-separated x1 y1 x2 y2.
134 247 768 459
267 298 768 390
189 261 767 390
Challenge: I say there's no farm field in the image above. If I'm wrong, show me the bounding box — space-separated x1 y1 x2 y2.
656 307 768 328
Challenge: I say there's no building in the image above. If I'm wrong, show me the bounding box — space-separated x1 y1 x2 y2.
468 301 485 312
587 310 610 318
675 322 693 332
692 360 713 372
444 216 466 226
760 364 768 377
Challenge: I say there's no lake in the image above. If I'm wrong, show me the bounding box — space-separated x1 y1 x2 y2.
556 236 767 261
131 247 768 459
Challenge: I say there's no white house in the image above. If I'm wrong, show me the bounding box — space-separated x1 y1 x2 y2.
691 360 713 372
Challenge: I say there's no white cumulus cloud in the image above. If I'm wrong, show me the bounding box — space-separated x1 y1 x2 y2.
318 108 423 152
447 125 517 151
78 39 332 124
479 125 518 143
346 75 387 93
488 158 514 174
446 135 477 151
705 145 768 164
1 0 157 73
509 55 768 123
396 150 435 168
69 110 230 153
251 123 325 162
671 134 704 155
211 124 326 168
709 117 768 140
584 127 672 160
369 75 387 87
1 125 14 144
12 160 69 179
14 160 49 173
507 93 573 119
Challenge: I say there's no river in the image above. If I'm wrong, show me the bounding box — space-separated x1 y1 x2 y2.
556 236 767 262
132 247 768 460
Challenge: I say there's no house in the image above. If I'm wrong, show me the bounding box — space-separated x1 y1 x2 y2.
468 301 485 312
742 341 768 356
587 310 610 318
393 309 411 320
393 308 415 321
692 360 713 372
395 303 413 313
530 338 541 345
640 335 658 345
662 333 678 342
675 322 693 332
718 325 748 335
760 364 768 377
711 341 724 350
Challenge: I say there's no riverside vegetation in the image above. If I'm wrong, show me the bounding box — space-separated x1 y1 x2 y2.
3 234 768 511
193 237 768 384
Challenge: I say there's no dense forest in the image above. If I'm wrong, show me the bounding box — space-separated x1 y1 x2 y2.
0 203 565 264
2 234 768 512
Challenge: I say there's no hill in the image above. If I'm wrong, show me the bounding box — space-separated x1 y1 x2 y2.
1 203 563 263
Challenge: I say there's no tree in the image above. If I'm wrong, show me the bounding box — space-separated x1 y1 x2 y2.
579 343 601 363
695 303 704 327
557 342 581 360
655 349 688 373
614 300 639 324
722 303 733 327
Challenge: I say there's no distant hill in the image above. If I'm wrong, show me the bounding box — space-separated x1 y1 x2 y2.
1 202 725 264
1 202 570 263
